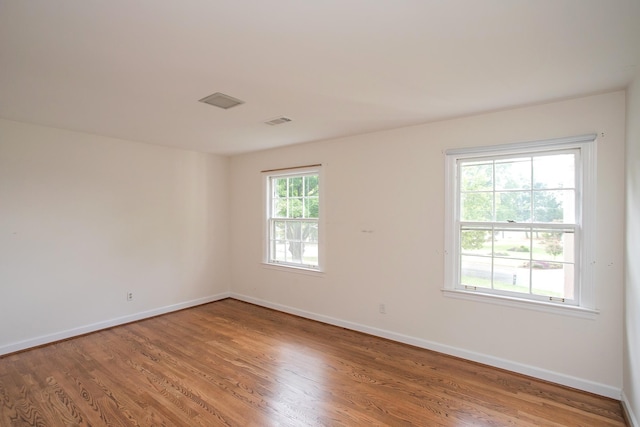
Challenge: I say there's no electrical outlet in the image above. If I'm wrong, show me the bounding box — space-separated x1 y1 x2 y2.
379 303 386 314
127 292 133 301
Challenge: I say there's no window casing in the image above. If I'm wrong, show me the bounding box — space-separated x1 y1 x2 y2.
444 135 597 312
265 167 321 271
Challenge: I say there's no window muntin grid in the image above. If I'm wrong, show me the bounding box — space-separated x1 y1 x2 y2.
267 171 320 270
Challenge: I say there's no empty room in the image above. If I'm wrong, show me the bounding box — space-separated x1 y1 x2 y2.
1 1 639 426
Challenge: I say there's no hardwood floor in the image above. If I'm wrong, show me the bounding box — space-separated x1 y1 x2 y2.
0 299 627 426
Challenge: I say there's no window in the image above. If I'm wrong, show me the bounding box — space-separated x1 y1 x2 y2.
265 166 321 271
444 135 597 312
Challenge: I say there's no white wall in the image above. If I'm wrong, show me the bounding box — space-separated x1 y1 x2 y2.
624 74 640 425
0 119 230 354
230 91 626 397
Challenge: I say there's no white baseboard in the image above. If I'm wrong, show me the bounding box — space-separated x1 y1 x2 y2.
230 292 622 400
623 392 639 427
0 292 231 356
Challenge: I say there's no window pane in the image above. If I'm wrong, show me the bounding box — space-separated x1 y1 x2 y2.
302 222 318 242
532 230 574 263
273 178 287 198
492 229 531 260
288 198 303 218
288 241 303 263
533 190 574 223
302 243 318 266
304 175 319 196
460 228 490 254
533 154 575 189
490 229 532 295
532 263 574 299
305 197 319 218
495 158 531 190
460 192 493 221
461 255 492 289
460 162 493 191
273 221 286 240
492 262 527 294
273 199 288 218
496 191 531 222
286 221 302 241
288 177 303 197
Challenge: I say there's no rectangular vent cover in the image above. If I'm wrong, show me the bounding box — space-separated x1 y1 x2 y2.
265 116 292 126
199 92 245 109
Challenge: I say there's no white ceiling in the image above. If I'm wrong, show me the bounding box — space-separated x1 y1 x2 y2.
1 1 639 155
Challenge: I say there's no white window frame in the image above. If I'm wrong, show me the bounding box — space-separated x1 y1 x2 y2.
263 166 324 273
443 134 598 316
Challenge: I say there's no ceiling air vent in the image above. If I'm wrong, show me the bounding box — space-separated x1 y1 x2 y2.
265 116 292 126
198 92 245 109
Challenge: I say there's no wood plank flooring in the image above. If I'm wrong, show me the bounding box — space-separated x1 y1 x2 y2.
0 299 627 426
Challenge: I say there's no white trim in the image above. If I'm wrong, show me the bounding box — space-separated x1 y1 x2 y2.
579 136 598 307
261 262 325 277
444 134 598 311
229 293 620 399
263 165 324 272
442 289 598 319
0 292 231 356
622 392 640 427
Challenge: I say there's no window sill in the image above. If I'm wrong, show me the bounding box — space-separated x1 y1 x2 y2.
441 289 599 319
261 262 325 277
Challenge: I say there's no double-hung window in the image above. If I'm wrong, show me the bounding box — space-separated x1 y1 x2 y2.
444 135 597 312
265 166 321 271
